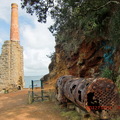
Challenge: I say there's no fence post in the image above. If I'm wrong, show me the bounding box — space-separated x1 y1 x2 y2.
31 80 34 102
41 80 44 101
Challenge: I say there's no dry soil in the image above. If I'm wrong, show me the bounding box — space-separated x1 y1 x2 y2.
0 89 67 120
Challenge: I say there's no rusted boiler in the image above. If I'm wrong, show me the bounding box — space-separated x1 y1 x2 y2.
56 75 119 119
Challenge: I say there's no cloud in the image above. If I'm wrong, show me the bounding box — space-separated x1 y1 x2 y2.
20 18 55 50
20 14 55 76
23 48 52 76
0 0 20 23
0 38 2 43
0 0 32 23
0 0 55 76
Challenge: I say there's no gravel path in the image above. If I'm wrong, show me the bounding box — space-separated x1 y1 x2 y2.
0 89 66 120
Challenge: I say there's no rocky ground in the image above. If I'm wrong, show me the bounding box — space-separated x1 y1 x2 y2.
0 89 67 120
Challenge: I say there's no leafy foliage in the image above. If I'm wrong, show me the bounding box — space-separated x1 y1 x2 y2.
116 68 120 92
109 6 120 48
21 0 120 49
21 0 54 23
100 67 117 82
21 0 114 32
46 52 55 60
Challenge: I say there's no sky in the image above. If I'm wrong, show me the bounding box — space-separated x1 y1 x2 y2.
0 0 55 76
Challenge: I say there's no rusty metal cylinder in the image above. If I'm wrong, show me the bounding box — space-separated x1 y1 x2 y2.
56 76 119 118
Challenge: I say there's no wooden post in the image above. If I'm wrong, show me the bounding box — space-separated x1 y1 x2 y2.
41 80 44 101
31 80 34 102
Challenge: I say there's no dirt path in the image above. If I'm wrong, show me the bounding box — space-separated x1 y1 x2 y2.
0 89 66 120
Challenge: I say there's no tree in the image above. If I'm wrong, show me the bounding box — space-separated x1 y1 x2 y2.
21 0 85 34
21 0 120 43
21 0 54 23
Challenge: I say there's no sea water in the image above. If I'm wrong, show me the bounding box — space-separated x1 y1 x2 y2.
24 76 42 88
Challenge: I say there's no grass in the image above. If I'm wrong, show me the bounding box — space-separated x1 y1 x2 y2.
61 110 81 120
54 103 81 120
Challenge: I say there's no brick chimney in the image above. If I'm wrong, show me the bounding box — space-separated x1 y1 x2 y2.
10 3 19 41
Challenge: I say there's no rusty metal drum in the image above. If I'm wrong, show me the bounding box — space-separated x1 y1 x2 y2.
56 76 119 119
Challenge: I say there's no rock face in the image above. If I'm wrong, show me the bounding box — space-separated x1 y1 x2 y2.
47 39 120 87
0 3 24 90
45 35 120 88
48 39 104 84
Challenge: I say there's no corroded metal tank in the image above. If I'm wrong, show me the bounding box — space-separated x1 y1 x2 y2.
56 75 119 119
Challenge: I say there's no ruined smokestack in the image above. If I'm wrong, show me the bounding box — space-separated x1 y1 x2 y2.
10 3 19 41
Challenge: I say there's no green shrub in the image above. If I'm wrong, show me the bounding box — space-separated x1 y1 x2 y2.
109 7 120 48
100 67 117 82
116 68 120 92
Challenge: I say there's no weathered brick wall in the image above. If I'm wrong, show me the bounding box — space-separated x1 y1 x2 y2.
0 40 24 90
